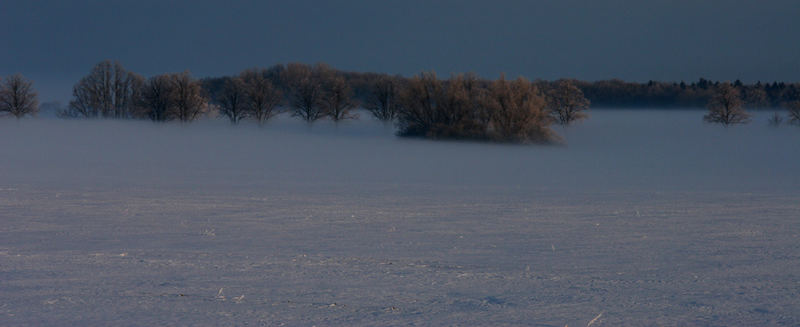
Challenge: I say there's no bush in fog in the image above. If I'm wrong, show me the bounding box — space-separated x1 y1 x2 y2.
704 82 750 126
546 79 590 126
0 74 39 118
65 61 144 119
396 72 555 143
486 76 554 143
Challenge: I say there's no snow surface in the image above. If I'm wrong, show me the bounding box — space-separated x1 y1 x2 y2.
1 110 799 326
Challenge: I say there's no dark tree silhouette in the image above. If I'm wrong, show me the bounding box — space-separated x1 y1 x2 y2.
320 70 357 122
396 72 445 137
284 63 326 122
0 74 39 118
67 60 144 118
172 72 208 122
217 77 248 124
396 72 486 139
547 79 590 126
704 83 750 126
240 69 283 124
140 74 175 122
364 75 400 122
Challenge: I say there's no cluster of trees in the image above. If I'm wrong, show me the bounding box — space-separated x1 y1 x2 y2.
201 68 283 124
0 74 39 118
390 73 588 142
61 61 365 125
55 61 591 142
60 61 209 122
702 82 800 127
5 61 800 142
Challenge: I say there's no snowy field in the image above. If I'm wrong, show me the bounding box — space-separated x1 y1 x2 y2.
1 110 799 326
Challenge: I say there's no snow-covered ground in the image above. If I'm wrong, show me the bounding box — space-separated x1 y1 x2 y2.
1 110 798 326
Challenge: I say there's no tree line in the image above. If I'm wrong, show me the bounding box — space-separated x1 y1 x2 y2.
54 61 591 143
578 78 799 109
3 61 800 142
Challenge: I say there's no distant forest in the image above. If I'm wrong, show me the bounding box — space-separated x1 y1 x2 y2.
2 61 799 143
200 66 800 110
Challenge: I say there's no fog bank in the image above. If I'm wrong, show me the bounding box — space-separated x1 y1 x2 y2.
1 110 798 195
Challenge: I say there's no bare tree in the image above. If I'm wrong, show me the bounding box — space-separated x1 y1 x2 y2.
787 100 800 125
67 60 144 118
284 63 326 122
172 72 207 122
486 75 554 143
217 77 248 124
320 71 357 122
0 74 39 118
546 79 590 126
704 83 750 126
240 68 283 124
364 75 400 122
140 74 175 122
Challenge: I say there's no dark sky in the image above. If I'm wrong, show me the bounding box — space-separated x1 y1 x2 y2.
2 0 799 101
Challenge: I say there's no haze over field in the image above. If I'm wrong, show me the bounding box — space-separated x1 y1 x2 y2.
2 110 799 193
2 1 800 325
1 111 799 325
